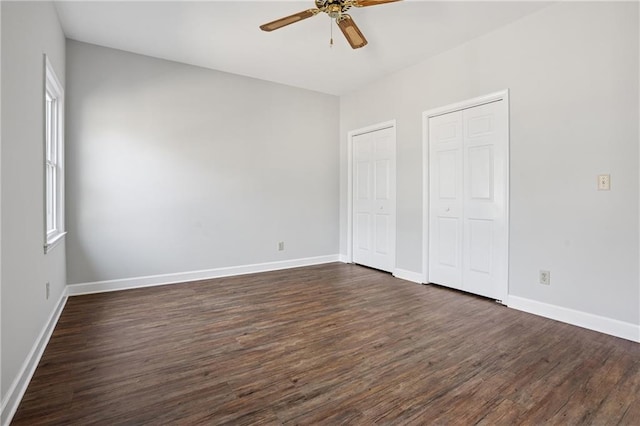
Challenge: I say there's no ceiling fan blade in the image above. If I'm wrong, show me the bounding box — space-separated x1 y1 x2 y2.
259 9 320 32
337 14 368 49
353 0 402 7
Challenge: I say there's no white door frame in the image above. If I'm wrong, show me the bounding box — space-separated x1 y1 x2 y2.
347 120 397 266
422 90 510 301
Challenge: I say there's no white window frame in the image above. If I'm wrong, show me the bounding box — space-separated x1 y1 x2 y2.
44 55 65 253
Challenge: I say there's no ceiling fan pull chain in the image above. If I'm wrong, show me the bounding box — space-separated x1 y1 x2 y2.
330 18 334 47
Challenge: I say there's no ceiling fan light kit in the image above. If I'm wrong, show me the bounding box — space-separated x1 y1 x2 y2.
259 0 402 49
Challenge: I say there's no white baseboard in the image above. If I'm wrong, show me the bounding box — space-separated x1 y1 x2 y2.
508 296 640 343
338 254 350 263
393 268 424 284
1 289 68 426
67 255 340 296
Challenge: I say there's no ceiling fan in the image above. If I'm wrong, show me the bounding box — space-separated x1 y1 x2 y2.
259 0 402 49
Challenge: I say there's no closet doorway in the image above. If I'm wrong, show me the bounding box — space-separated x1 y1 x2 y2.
423 91 509 302
348 121 396 273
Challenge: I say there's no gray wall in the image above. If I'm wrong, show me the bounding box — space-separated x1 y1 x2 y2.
65 40 340 284
1 0 67 401
340 1 639 325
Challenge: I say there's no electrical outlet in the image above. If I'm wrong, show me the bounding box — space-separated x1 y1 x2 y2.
539 270 550 286
598 174 610 191
46 282 50 299
278 241 285 251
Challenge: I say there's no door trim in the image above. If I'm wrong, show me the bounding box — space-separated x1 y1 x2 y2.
422 90 510 302
347 120 397 266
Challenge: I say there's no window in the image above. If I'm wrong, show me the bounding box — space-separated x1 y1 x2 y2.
44 56 65 253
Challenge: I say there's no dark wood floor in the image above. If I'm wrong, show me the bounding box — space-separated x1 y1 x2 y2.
13 263 640 425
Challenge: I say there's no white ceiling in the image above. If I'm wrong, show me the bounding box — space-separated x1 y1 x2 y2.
54 0 552 96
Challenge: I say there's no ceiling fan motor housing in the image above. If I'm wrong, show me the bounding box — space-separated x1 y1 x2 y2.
316 0 352 18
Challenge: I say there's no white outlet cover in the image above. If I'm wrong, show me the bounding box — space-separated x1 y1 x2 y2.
539 270 550 285
598 174 610 191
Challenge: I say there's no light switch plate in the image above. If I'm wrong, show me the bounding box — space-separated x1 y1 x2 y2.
598 174 610 191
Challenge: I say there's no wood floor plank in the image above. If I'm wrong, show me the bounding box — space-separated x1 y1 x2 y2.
11 263 640 425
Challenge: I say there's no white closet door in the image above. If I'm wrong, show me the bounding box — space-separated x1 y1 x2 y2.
428 111 464 289
462 101 508 300
428 100 508 301
353 127 396 273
